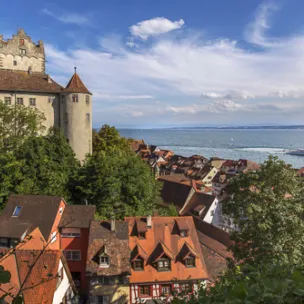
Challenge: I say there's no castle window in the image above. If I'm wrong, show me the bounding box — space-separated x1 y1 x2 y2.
13 60 17 66
20 49 26 56
17 98 23 105
86 95 90 105
72 94 78 102
29 98 36 106
4 97 11 105
86 113 90 123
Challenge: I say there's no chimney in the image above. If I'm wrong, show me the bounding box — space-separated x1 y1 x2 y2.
111 217 115 232
147 215 152 229
47 74 52 83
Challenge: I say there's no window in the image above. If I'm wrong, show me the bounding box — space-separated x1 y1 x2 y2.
185 256 196 268
0 238 9 248
50 231 57 244
29 98 36 106
56 267 64 288
139 232 146 239
16 98 23 105
72 94 78 102
12 206 22 217
180 230 188 237
20 49 26 55
59 207 63 214
86 113 90 123
64 250 81 261
157 258 171 271
139 285 150 296
13 60 17 66
86 95 90 105
161 284 172 295
61 228 80 238
99 255 110 267
4 97 11 105
180 283 192 293
133 258 144 271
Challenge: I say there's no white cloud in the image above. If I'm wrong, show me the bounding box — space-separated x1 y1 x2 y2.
41 8 89 25
45 3 304 127
129 17 185 40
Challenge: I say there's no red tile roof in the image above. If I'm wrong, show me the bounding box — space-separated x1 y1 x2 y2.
0 70 63 93
125 216 208 283
65 72 91 94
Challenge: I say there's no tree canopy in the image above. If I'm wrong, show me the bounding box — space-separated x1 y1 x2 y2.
223 156 304 266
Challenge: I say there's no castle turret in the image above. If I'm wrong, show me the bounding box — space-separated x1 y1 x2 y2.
61 69 92 161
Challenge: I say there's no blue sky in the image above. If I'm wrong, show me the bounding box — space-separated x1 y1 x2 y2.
2 0 304 128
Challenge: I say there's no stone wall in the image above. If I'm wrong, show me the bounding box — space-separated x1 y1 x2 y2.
0 29 45 72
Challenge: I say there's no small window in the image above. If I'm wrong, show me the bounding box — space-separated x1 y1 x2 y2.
13 60 17 66
29 98 36 106
86 113 90 123
161 284 172 295
64 250 81 261
86 95 90 105
139 232 146 239
72 94 78 102
139 285 150 296
20 49 26 55
99 255 110 266
4 97 11 105
185 256 196 268
17 98 23 105
133 259 144 271
157 258 171 271
50 231 57 244
180 230 188 237
59 207 63 214
12 206 22 217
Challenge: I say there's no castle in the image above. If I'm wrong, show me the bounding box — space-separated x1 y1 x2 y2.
0 29 92 161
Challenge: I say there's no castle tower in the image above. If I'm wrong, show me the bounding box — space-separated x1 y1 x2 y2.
0 29 45 72
61 69 92 161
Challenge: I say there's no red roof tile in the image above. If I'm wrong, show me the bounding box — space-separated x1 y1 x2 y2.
65 72 91 94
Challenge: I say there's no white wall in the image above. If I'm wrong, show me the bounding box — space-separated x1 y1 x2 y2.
203 197 218 224
52 259 75 304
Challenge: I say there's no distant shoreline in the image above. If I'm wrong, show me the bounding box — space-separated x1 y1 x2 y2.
118 125 304 130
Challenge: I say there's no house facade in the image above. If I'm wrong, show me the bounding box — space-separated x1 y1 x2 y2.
125 216 208 304
59 205 96 292
0 29 92 161
86 220 131 304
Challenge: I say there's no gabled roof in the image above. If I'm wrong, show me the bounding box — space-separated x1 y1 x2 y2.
0 70 63 93
0 228 75 304
59 204 95 228
178 242 199 259
130 243 148 262
0 195 65 241
86 220 131 276
65 72 91 94
126 216 208 283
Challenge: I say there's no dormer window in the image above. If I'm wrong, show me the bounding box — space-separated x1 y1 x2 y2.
99 254 110 267
180 230 188 237
133 258 144 271
12 206 22 217
185 255 196 268
139 232 146 239
157 258 171 271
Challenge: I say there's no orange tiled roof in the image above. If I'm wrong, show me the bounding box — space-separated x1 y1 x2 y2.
125 216 208 283
65 72 91 94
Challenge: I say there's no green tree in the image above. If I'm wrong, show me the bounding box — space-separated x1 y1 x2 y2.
173 263 304 304
14 128 79 200
93 124 132 153
223 156 304 266
0 101 45 151
70 148 161 218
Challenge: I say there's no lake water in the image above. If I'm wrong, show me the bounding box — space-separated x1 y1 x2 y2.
119 128 304 169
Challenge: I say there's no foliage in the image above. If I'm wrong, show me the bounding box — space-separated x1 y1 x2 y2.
173 263 304 304
13 128 79 200
223 155 304 266
70 148 161 219
157 203 179 216
92 124 132 153
0 101 45 151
